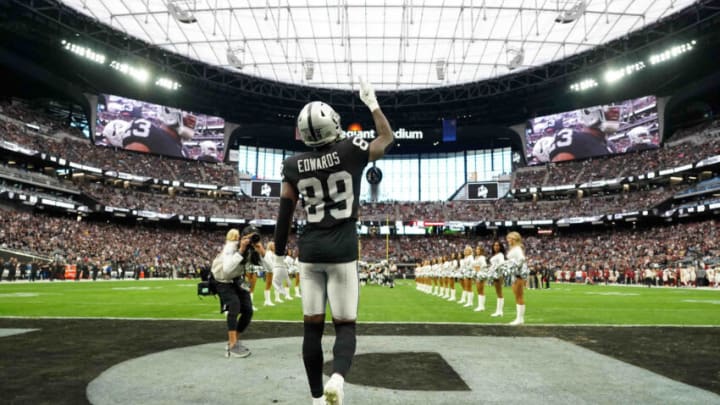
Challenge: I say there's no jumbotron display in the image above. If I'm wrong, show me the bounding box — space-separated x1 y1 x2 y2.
525 95 659 165
95 94 225 162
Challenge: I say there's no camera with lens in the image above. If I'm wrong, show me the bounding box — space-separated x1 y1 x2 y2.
241 226 262 266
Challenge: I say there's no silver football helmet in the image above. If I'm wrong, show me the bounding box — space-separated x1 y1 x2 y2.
626 126 652 145
580 106 621 134
199 140 218 156
102 119 130 147
158 106 196 140
296 101 343 147
532 136 555 163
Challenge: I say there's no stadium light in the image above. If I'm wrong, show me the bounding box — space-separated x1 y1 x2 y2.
226 46 245 69
555 0 587 24
436 59 446 80
304 59 315 80
648 40 696 65
61 39 106 64
167 0 197 24
507 48 524 71
603 62 646 84
569 78 598 92
155 77 181 91
110 60 150 83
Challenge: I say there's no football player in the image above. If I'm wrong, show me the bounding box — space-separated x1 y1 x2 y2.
549 106 621 162
197 140 221 162
531 136 555 164
624 125 658 153
101 119 131 148
271 78 394 405
123 106 196 158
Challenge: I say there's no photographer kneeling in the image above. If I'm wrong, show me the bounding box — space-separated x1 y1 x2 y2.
213 226 269 358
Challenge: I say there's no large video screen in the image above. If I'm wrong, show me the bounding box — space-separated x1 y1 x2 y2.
525 95 659 165
96 94 225 162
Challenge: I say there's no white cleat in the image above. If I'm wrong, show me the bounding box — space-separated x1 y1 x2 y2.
509 318 524 326
473 306 485 312
323 373 344 405
264 301 275 307
490 311 503 317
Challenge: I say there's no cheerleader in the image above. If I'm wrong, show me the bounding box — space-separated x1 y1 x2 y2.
440 255 448 299
488 240 506 318
473 246 488 311
458 246 475 307
502 232 529 325
285 248 300 298
431 257 440 296
263 242 281 306
445 254 458 301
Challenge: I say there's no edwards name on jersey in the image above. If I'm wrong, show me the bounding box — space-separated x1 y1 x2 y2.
282 137 370 263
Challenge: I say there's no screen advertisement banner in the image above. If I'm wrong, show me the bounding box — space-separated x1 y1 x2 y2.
467 182 499 200
525 95 659 165
96 94 225 162
251 180 281 198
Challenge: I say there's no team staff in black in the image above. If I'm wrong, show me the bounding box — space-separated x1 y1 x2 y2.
272 78 394 405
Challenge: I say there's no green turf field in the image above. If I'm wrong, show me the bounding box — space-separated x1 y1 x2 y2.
0 279 719 325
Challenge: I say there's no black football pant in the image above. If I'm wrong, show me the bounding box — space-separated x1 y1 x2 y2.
216 281 254 333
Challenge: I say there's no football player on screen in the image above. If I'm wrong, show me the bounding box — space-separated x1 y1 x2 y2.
548 106 620 162
624 125 658 153
197 140 221 162
122 106 196 158
101 119 131 148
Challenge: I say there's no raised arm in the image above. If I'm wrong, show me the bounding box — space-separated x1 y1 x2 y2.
358 77 394 162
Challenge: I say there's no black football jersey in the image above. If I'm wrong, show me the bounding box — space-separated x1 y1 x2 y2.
281 138 370 263
549 128 613 162
123 119 185 158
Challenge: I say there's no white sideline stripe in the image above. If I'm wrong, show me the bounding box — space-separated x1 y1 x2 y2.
0 328 39 338
0 315 718 328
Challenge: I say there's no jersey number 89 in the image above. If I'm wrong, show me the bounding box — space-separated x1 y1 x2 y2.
297 171 354 223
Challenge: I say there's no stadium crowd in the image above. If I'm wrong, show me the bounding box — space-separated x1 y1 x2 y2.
2 205 718 287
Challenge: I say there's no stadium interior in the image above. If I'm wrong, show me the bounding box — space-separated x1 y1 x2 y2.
1 1 719 404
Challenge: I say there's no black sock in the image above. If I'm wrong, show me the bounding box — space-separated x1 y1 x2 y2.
303 321 325 398
332 321 357 377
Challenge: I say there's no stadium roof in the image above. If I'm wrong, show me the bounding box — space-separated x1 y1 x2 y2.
61 0 694 91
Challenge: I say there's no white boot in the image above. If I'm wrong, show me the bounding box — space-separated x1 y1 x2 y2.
490 298 504 317
443 287 450 299
432 286 438 296
447 288 456 302
263 290 275 306
510 304 525 325
465 292 474 308
457 290 467 304
295 286 302 298
250 293 258 311
274 289 284 303
473 294 485 311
